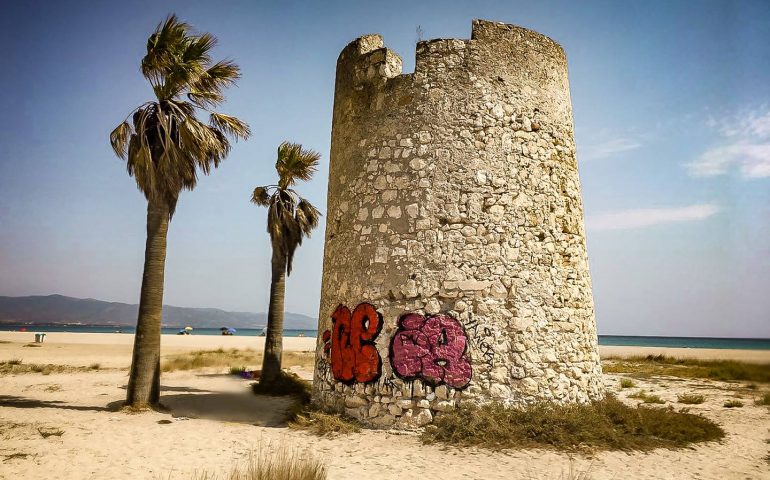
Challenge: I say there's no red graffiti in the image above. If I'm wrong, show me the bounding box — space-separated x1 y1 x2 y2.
322 303 382 384
390 313 472 389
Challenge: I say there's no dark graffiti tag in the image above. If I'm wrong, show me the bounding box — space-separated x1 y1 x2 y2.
322 303 383 384
389 313 472 389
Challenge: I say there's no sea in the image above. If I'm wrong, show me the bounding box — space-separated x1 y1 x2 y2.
0 324 768 350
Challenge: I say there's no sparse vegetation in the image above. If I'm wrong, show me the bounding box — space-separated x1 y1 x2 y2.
3 452 31 461
755 392 770 406
422 395 724 451
629 390 666 404
44 384 62 392
89 363 101 370
161 349 314 373
229 366 247 375
185 444 327 480
677 393 705 405
619 378 635 389
0 359 95 376
604 355 770 383
290 408 362 436
723 399 744 408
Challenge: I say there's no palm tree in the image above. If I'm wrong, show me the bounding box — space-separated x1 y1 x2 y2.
252 142 321 385
109 15 250 407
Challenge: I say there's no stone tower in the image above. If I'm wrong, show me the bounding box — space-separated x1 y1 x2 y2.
312 20 603 428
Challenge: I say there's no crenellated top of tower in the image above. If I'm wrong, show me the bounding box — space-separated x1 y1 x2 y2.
336 19 567 88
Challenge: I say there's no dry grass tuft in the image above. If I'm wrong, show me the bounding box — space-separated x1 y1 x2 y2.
619 378 635 389
677 393 705 405
37 427 64 438
186 444 327 480
290 408 362 436
422 395 724 451
723 399 744 408
755 392 770 406
0 359 94 376
629 390 666 404
3 452 31 461
604 355 770 383
161 349 314 373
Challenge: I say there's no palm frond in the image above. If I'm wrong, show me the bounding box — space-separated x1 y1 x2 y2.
110 121 132 159
276 142 320 188
210 113 251 140
141 14 191 86
188 60 240 108
251 186 271 206
296 198 321 235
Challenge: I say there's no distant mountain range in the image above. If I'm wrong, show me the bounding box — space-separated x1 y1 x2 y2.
0 294 318 330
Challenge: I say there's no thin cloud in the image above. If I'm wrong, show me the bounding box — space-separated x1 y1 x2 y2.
688 108 770 179
587 203 720 231
580 138 641 161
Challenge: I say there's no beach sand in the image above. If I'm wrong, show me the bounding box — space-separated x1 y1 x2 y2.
1 332 768 479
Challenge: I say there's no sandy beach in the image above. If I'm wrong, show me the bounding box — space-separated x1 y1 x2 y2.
1 332 769 480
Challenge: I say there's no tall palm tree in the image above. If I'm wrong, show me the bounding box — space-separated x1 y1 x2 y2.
252 142 320 385
109 15 250 407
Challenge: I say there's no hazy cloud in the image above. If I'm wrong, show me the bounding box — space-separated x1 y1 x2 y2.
687 108 770 179
587 203 720 231
580 137 641 161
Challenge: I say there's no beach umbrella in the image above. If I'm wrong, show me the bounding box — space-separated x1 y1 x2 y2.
227 327 237 334
184 326 193 331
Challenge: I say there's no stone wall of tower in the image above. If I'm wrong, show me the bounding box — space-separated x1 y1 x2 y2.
312 20 603 428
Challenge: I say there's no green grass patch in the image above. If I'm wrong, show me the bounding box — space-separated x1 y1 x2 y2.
422 395 724 451
603 355 770 383
723 399 743 408
619 378 636 389
677 393 705 405
629 390 666 404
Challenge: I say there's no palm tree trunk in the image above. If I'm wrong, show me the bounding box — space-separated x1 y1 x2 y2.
126 199 169 407
260 251 287 384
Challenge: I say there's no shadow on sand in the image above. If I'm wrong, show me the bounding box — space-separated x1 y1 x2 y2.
160 391 294 427
0 395 114 412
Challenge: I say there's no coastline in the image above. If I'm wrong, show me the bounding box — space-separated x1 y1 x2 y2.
1 331 768 365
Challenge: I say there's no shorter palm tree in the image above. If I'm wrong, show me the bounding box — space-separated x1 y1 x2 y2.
252 142 320 385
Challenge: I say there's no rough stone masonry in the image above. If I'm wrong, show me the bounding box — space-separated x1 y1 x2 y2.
312 19 604 428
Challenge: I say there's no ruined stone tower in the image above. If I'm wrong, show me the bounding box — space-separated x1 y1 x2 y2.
313 20 603 428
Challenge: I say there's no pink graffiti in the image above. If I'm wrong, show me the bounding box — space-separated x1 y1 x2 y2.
389 313 472 389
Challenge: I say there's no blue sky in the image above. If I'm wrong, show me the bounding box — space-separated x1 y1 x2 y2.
1 1 768 337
